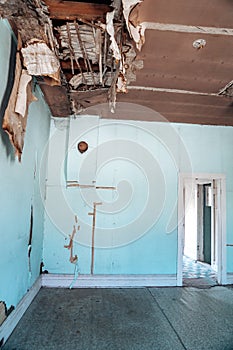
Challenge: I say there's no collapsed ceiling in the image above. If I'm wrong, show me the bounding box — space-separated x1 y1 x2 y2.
0 0 145 158
1 0 233 159
0 0 143 113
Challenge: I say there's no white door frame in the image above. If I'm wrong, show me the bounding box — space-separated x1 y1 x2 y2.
177 173 226 286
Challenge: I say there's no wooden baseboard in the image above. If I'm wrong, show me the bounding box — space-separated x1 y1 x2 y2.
0 276 41 347
41 273 177 288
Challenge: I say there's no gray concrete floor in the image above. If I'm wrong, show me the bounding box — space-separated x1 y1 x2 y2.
2 286 233 350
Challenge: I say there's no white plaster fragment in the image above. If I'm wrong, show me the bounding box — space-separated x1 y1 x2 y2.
58 23 99 63
21 39 60 84
69 72 112 89
117 73 127 93
15 70 33 117
106 10 121 61
122 0 144 50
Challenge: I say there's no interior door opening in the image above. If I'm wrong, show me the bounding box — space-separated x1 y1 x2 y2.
178 174 226 286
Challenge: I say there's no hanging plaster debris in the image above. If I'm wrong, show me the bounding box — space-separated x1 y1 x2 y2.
21 39 61 85
106 10 121 61
1 0 144 120
2 35 37 161
122 0 145 50
54 1 144 114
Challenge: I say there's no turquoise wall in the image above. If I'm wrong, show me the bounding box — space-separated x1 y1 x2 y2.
1 18 233 295
0 19 51 308
43 115 233 276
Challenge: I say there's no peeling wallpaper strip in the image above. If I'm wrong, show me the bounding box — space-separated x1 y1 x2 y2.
2 39 37 160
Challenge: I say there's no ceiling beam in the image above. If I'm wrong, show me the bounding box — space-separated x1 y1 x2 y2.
44 0 112 20
128 86 218 97
141 22 233 37
39 84 71 117
117 90 233 126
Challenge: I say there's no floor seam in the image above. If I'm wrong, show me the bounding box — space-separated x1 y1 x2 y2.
146 288 188 350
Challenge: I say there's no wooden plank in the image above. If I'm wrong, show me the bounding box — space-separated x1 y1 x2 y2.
116 90 233 126
132 0 233 29
39 84 71 117
135 30 233 95
70 88 108 110
44 0 112 20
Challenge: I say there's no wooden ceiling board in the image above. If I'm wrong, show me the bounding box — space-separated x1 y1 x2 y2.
44 0 111 20
39 84 71 117
132 0 233 28
117 90 233 125
134 30 233 94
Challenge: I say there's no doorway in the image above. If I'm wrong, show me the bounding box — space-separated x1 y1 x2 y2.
178 174 226 286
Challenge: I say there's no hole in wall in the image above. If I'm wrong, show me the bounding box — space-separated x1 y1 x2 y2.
77 141 88 154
